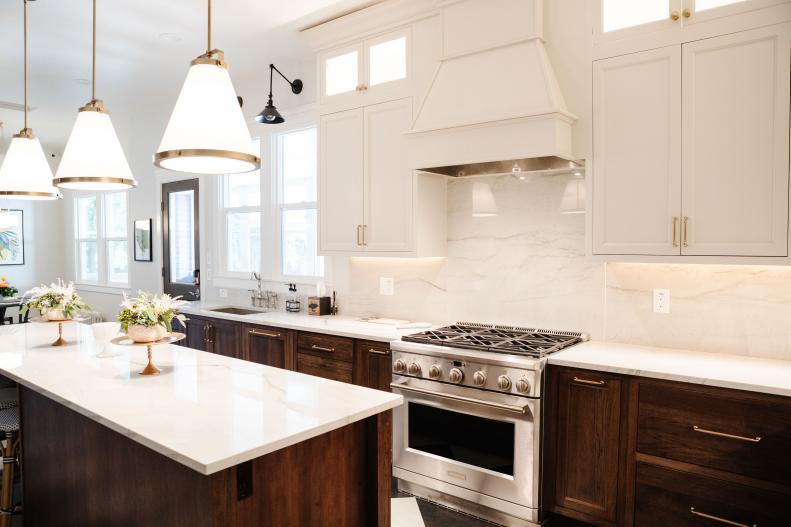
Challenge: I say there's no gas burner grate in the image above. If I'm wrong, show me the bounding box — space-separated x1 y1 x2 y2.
402 322 588 357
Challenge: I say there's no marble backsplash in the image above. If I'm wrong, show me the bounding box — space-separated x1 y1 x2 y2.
342 173 791 360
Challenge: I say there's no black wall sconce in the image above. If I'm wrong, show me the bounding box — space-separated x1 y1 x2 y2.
255 64 303 124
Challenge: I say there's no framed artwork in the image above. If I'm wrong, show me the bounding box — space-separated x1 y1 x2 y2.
0 210 24 266
134 219 153 262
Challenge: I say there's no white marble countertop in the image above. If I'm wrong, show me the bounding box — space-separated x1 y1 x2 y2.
180 301 434 343
0 322 402 475
549 341 791 397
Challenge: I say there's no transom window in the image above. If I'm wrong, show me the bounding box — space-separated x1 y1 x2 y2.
75 192 129 286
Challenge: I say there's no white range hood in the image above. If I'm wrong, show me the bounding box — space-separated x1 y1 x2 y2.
406 0 579 176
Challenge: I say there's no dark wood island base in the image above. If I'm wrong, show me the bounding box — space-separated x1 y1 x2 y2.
20 386 392 527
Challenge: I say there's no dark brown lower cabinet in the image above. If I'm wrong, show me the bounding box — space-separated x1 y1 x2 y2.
183 315 208 351
353 340 392 391
242 324 294 369
547 365 791 527
206 318 241 358
296 332 354 383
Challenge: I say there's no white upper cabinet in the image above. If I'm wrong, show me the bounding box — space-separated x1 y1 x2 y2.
320 28 411 113
680 23 790 256
595 0 682 42
592 23 791 258
682 0 789 25
593 46 682 255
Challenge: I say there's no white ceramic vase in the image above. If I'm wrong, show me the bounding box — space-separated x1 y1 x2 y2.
127 324 167 343
44 309 68 321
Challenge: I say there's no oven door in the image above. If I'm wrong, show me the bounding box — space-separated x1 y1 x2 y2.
391 376 539 509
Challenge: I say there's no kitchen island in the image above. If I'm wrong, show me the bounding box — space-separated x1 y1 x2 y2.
0 322 401 526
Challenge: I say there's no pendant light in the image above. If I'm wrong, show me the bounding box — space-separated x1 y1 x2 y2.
53 0 136 191
255 64 303 125
154 0 260 175
0 0 61 201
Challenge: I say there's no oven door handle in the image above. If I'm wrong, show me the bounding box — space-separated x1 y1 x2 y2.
390 381 530 415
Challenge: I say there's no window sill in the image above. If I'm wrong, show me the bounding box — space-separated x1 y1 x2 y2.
73 283 130 295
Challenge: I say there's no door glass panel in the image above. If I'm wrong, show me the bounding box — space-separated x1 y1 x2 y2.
408 402 515 476
602 0 670 32
695 0 745 10
168 190 195 285
369 37 407 86
325 50 358 96
281 208 322 277
226 211 260 273
79 241 98 282
107 240 128 284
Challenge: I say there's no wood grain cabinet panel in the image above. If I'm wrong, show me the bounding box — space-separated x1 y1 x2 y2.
635 461 789 527
183 315 208 351
297 353 353 384
207 318 241 359
242 325 294 370
551 368 624 525
353 341 392 392
297 332 355 362
637 380 791 485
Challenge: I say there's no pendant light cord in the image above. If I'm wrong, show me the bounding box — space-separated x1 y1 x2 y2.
207 0 212 54
23 0 28 130
92 0 96 102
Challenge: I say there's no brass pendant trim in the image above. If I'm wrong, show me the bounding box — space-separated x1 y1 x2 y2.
154 148 261 172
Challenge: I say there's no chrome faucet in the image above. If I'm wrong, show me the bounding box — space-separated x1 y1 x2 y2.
248 272 277 310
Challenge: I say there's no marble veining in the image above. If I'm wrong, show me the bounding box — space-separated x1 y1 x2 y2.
0 323 402 475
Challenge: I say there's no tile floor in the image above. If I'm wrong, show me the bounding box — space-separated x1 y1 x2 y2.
392 492 498 527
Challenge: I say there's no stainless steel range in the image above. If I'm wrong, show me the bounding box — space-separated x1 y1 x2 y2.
391 322 588 527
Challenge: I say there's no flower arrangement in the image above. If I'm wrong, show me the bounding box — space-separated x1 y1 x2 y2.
0 276 18 298
117 291 187 343
22 279 90 321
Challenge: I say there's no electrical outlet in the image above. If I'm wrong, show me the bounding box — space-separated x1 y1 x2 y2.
219 288 228 299
653 289 670 314
379 277 395 296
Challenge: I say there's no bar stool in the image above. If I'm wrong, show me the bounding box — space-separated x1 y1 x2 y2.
0 406 19 527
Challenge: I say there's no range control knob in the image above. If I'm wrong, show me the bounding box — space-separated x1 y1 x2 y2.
408 362 422 376
449 368 464 384
428 364 442 379
393 359 406 373
515 377 531 394
473 371 487 386
497 375 512 391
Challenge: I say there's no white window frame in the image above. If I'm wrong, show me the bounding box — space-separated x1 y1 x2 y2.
216 140 263 279
74 191 130 288
271 122 325 283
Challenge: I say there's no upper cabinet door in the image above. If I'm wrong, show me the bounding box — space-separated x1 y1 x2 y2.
593 46 682 255
681 24 790 256
681 0 790 25
319 109 365 253
363 98 414 252
362 28 411 106
594 0 682 43
320 42 364 109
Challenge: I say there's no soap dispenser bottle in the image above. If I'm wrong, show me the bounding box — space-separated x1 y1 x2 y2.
286 283 300 313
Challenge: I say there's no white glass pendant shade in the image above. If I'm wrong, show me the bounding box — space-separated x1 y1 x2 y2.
0 134 60 200
155 63 260 174
55 107 137 190
560 177 586 214
472 182 498 217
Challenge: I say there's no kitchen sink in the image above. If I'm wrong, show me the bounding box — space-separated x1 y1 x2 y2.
208 307 266 316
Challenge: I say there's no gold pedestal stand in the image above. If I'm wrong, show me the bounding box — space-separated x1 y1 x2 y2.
32 317 79 346
110 332 186 376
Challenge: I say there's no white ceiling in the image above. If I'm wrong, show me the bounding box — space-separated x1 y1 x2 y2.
0 0 377 153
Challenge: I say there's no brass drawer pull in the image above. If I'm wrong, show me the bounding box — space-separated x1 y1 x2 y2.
683 216 689 247
692 425 762 443
368 348 389 356
573 377 606 386
356 225 363 246
311 344 335 353
672 216 679 247
249 329 281 339
690 507 757 527
362 224 368 246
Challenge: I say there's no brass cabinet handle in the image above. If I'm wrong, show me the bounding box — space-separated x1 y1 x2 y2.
249 329 281 339
690 507 757 527
672 216 679 248
356 225 363 246
362 224 368 246
682 216 689 247
692 425 762 443
368 348 390 355
311 344 335 353
683 8 691 18
572 376 606 386
670 10 680 20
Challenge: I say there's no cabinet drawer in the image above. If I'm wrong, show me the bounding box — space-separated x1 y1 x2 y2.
637 381 791 485
297 332 354 362
297 352 353 384
635 462 788 527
